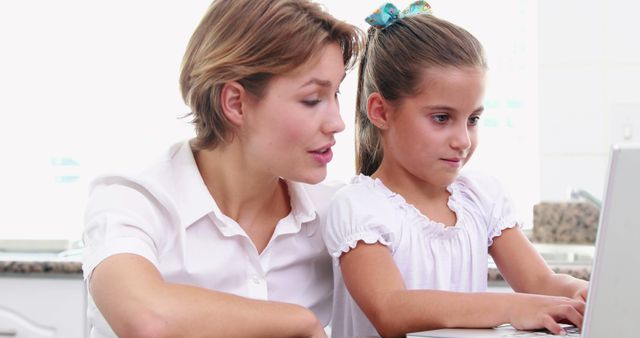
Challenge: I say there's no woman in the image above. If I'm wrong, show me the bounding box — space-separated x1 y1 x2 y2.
82 1 362 337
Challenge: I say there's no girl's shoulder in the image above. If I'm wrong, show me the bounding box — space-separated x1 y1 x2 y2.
449 171 515 216
335 174 399 201
322 175 402 255
451 170 509 201
300 179 347 214
453 172 522 242
328 174 400 213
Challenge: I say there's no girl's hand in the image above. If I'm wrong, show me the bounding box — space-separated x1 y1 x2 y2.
299 310 328 338
572 284 589 302
306 321 328 338
507 293 585 335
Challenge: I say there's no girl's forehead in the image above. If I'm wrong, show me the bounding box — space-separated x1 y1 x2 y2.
393 67 486 109
413 66 486 92
420 66 486 83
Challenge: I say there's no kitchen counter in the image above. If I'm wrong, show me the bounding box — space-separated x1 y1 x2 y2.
488 241 594 284
1 249 591 282
0 251 82 277
488 264 591 283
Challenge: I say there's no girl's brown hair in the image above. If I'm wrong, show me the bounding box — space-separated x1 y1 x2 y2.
355 14 487 175
181 0 363 150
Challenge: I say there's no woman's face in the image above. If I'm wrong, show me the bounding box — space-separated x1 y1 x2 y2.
240 43 346 184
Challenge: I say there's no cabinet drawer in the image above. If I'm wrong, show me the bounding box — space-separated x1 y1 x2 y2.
0 277 86 337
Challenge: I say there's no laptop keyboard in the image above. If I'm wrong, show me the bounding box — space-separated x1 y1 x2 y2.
502 326 581 337
564 326 581 335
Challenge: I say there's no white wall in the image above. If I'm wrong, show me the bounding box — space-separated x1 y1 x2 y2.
538 0 640 202
0 1 208 239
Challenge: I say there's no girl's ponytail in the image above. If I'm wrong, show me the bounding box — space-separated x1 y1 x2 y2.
355 27 383 176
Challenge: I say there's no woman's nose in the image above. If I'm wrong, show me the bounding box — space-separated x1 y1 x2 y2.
324 100 345 134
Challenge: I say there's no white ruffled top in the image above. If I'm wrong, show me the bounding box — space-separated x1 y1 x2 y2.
322 172 520 338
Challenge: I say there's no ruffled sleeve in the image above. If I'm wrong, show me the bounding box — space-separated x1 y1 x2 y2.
454 172 522 247
321 176 398 259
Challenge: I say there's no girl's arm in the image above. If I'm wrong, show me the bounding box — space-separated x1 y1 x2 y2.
90 253 326 338
341 242 585 337
489 227 589 301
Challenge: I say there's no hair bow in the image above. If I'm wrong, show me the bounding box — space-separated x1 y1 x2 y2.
365 1 433 29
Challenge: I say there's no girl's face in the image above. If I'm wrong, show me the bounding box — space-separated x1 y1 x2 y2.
383 66 486 188
240 43 346 184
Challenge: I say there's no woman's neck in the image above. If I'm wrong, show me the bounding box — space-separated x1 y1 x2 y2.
194 142 291 247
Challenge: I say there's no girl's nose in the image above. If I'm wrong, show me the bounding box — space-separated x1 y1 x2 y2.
451 124 471 150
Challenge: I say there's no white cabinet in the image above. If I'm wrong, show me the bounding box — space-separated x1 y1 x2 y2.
0 276 86 338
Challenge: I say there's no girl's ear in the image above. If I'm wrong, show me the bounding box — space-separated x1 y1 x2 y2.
366 92 390 130
220 81 246 127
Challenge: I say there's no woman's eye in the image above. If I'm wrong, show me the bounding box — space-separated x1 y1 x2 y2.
432 114 449 123
302 99 321 107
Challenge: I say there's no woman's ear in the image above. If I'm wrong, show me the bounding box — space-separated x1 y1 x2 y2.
220 81 246 127
367 92 390 130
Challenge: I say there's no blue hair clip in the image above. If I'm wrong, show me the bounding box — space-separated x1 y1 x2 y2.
365 1 433 29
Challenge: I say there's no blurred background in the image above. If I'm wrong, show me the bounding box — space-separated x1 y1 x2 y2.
0 0 637 245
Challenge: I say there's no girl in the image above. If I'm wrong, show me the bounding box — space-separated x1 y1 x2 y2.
322 2 588 337
82 1 362 337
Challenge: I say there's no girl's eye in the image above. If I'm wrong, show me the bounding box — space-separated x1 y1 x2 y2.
432 114 449 123
468 115 481 126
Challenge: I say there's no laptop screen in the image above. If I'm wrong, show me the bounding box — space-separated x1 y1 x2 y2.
582 143 640 337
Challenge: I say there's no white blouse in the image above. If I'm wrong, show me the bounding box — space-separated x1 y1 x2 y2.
322 173 520 338
83 140 340 338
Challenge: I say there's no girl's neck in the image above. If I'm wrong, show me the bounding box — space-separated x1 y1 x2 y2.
373 164 450 202
373 163 457 226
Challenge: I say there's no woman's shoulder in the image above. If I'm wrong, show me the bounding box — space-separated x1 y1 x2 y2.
87 141 191 218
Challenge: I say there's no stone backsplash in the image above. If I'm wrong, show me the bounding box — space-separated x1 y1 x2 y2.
532 202 599 244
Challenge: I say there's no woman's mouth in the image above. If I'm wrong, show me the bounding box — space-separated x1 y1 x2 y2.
441 157 463 167
309 145 334 165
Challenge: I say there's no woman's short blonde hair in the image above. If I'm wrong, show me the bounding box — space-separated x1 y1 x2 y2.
180 0 363 150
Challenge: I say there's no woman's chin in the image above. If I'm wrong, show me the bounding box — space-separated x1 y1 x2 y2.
287 169 327 185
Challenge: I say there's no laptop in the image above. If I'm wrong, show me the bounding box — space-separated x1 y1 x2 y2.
408 143 640 338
